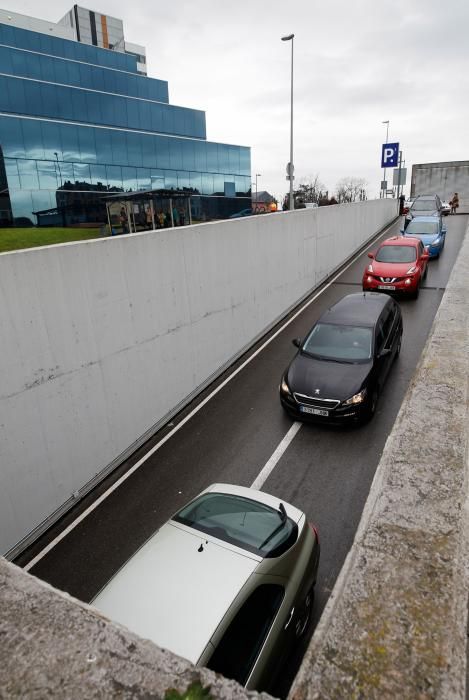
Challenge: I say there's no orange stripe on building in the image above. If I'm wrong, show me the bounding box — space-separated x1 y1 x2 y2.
101 15 109 48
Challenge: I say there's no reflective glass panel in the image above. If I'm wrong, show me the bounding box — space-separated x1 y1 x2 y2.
18 159 40 189
37 160 59 189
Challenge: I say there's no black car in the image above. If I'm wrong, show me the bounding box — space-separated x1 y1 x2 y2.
279 293 403 424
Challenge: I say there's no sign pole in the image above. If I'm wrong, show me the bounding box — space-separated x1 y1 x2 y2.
397 151 402 199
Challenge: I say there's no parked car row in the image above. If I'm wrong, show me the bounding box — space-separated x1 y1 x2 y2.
92 198 447 693
279 193 447 430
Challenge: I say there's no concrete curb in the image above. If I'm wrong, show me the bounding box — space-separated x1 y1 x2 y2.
0 557 273 699
289 223 469 699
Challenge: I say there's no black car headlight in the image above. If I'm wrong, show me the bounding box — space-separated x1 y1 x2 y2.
343 389 367 406
280 377 291 395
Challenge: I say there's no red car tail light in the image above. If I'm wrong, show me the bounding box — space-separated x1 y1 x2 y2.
308 522 319 543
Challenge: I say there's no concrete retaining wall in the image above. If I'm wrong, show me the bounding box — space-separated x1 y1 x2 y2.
290 222 469 699
0 199 396 556
411 160 469 212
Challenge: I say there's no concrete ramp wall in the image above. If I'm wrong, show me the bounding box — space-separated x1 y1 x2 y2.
0 199 397 556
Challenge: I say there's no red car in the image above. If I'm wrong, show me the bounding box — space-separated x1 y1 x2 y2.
362 236 429 298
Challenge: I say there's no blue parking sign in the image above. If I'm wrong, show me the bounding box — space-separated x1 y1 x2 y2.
381 142 399 168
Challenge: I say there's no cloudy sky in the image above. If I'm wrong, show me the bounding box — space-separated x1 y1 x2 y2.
10 0 469 202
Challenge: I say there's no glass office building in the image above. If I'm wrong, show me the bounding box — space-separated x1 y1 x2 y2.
0 14 251 226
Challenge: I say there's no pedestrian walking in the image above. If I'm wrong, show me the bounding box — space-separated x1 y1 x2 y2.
146 206 153 230
450 192 459 214
119 206 128 234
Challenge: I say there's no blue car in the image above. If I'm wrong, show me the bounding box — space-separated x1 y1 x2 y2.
401 215 446 258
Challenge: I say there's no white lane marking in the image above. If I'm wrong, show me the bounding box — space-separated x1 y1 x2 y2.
251 422 303 490
24 220 397 570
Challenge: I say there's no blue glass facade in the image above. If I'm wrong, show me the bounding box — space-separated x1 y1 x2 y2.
0 23 251 225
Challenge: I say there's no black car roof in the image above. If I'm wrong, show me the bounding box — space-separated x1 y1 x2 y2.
320 293 391 327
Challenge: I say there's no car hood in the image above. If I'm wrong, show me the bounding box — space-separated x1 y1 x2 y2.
287 352 372 401
405 233 440 245
368 260 417 277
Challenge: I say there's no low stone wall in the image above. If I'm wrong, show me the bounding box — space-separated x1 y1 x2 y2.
0 557 271 699
290 223 469 698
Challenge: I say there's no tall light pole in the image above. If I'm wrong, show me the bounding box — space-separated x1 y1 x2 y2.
282 33 294 211
54 151 63 188
381 120 389 198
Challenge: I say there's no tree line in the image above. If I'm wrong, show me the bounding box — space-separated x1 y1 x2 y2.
282 175 368 210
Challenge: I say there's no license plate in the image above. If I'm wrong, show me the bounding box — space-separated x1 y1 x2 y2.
378 285 395 290
300 406 329 417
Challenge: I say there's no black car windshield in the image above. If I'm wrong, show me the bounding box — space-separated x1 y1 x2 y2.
302 322 372 361
173 493 298 558
375 245 416 263
405 221 439 236
412 199 436 211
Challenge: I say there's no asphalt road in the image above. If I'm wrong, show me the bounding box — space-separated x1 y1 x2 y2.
17 213 467 697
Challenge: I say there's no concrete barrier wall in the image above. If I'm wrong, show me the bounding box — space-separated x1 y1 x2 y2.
411 161 469 212
290 222 469 699
0 199 397 556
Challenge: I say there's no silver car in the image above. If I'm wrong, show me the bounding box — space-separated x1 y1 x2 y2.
92 483 320 691
405 193 442 226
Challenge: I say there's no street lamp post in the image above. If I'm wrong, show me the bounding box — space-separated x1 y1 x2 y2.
381 120 389 198
282 33 294 211
54 151 63 188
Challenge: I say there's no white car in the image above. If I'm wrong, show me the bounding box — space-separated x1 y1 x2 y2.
92 483 320 692
441 200 451 216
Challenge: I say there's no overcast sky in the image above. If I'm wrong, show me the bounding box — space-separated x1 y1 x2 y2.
10 0 469 201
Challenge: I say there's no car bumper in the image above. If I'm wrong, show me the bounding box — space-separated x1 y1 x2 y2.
280 394 366 424
362 276 419 295
426 244 442 258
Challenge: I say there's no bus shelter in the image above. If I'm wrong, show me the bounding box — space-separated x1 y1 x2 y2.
103 189 193 234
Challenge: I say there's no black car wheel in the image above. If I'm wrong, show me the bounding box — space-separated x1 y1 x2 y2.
362 387 379 423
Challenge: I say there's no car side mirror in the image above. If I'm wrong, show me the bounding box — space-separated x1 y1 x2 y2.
292 338 301 348
379 348 392 358
442 228 447 234
422 253 429 261
367 252 374 259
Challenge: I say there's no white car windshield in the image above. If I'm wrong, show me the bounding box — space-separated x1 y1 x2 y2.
174 493 298 557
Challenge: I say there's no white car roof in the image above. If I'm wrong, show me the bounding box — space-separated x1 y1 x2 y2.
93 521 260 664
92 485 303 664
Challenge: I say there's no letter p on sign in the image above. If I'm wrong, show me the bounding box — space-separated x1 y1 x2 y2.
381 142 399 168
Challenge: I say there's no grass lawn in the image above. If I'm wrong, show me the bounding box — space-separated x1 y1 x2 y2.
0 227 103 253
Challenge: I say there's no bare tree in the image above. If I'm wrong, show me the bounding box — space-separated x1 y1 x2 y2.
335 177 368 203
294 174 327 204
